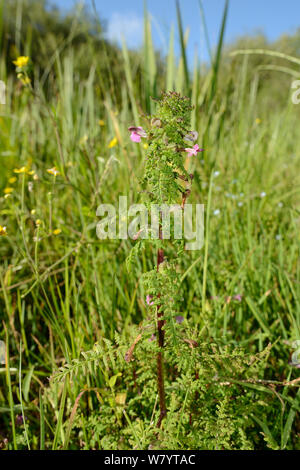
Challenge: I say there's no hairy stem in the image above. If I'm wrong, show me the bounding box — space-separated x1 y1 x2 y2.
156 247 166 427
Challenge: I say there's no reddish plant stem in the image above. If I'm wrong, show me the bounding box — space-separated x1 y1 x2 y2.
156 247 167 428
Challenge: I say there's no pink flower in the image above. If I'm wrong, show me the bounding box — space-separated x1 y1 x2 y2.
233 294 242 302
225 294 243 305
131 132 142 143
15 414 24 426
146 295 154 306
184 144 203 157
128 126 147 143
175 315 184 324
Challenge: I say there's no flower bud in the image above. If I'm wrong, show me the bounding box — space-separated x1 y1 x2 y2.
151 118 162 128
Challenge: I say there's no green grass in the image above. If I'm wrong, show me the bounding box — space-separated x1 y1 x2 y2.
0 0 300 450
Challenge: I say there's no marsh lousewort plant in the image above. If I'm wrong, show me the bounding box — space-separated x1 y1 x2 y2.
126 92 202 426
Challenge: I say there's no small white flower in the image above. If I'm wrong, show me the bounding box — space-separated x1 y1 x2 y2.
214 171 220 177
260 192 266 198
47 167 59 176
238 202 243 207
275 234 281 240
278 202 283 208
213 209 220 216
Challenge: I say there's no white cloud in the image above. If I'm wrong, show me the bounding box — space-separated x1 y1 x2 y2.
107 12 143 48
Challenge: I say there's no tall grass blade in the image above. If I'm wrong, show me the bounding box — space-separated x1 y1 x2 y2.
121 37 139 124
39 389 45 450
4 324 17 449
230 48 300 67
52 380 67 450
144 2 157 112
282 389 300 448
198 0 213 65
176 0 190 94
209 0 229 103
166 25 175 91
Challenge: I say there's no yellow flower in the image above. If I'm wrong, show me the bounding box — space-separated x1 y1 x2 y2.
13 166 34 176
53 228 62 236
21 76 31 85
255 118 261 124
0 225 7 236
36 219 42 226
143 143 149 149
13 56 29 68
98 119 105 126
4 187 13 194
8 177 17 184
31 209 36 215
47 167 59 176
14 166 27 174
16 73 31 85
79 134 88 145
108 137 118 149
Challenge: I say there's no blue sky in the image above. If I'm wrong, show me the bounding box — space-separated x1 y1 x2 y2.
51 0 300 63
